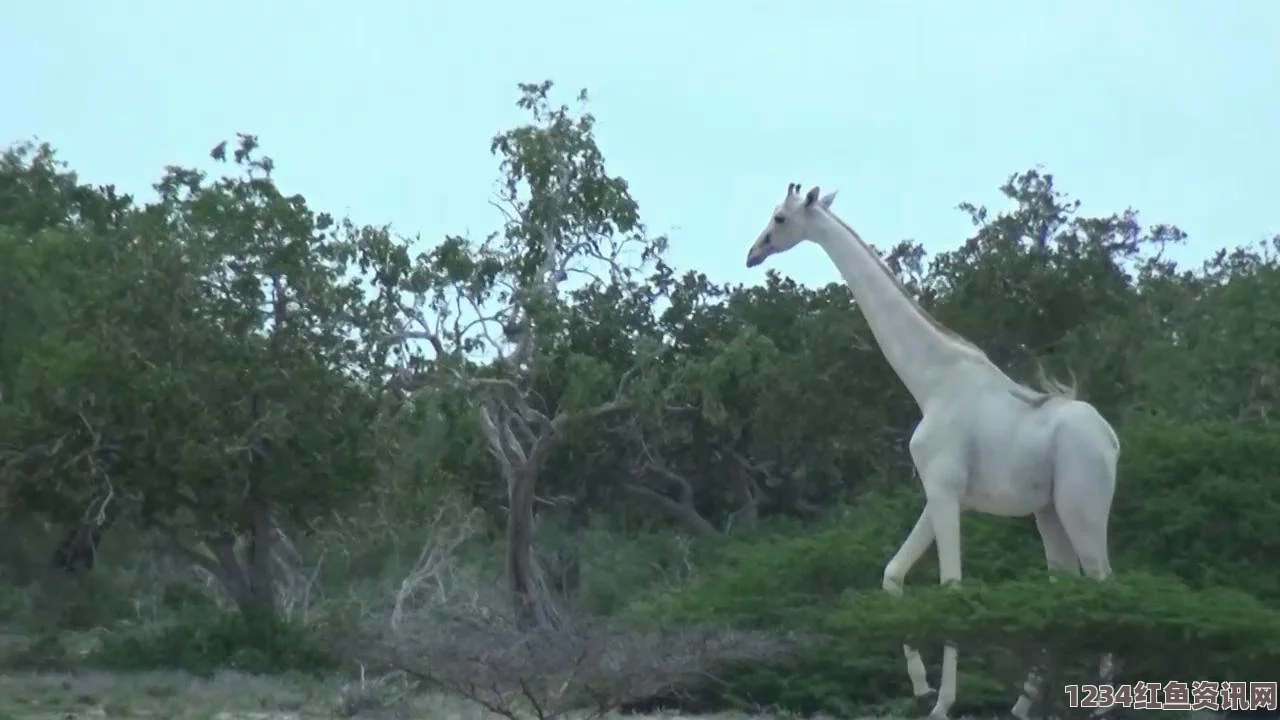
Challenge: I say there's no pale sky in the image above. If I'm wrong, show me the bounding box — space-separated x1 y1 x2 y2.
5 0 1277 290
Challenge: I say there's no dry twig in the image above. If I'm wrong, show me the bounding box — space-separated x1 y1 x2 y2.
345 611 795 720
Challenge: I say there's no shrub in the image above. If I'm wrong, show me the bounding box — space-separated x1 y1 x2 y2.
1110 414 1280 600
0 629 77 672
87 609 336 676
630 416 1280 715
628 491 1034 716
826 571 1280 719
827 571 1280 678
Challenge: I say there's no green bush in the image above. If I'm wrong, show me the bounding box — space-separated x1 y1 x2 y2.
631 487 1040 628
638 570 1280 717
827 571 1280 678
828 571 1280 718
628 491 1035 716
630 417 1280 715
0 629 77 672
2 573 139 633
575 527 710 615
87 609 337 676
1111 414 1280 600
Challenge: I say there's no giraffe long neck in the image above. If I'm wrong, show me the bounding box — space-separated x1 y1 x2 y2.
810 208 990 408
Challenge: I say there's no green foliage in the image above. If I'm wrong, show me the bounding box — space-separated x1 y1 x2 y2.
0 526 142 631
1134 238 1280 421
0 630 78 673
4 79 1280 713
633 415 1280 714
21 576 137 632
633 486 1040 625
0 135 411 619
565 525 704 615
628 491 1033 715
87 611 335 676
828 572 1280 678
1112 415 1280 600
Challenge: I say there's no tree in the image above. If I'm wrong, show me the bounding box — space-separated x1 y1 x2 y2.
391 81 667 629
0 141 137 573
1130 237 1280 421
0 136 409 618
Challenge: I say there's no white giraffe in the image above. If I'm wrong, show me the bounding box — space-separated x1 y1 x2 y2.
744 183 1120 720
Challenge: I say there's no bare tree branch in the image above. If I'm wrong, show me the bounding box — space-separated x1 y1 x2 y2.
344 612 795 720
623 483 718 539
624 431 719 538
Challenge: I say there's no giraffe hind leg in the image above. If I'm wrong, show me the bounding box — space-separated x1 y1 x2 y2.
1011 508 1081 720
1052 416 1120 719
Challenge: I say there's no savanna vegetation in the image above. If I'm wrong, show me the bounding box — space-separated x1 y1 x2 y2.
1 80 1277 719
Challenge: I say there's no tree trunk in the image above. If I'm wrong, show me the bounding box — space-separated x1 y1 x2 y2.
506 467 558 630
242 490 277 618
554 497 588 601
223 388 278 620
51 521 104 574
51 496 122 574
203 529 278 620
726 432 759 532
194 485 278 622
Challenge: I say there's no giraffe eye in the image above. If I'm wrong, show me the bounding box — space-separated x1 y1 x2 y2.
773 214 786 224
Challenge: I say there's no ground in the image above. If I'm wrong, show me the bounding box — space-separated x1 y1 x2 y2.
0 671 1246 720
0 637 1241 720
2 671 324 720
0 670 793 720
0 627 786 720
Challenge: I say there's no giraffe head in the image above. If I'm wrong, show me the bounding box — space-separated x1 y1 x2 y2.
745 183 838 268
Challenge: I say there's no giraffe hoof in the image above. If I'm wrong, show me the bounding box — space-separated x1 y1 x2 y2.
913 690 938 716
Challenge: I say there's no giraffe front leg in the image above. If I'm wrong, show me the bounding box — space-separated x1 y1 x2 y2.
925 494 963 720
883 508 938 704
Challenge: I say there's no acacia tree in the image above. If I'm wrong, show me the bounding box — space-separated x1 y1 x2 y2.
1129 236 1280 422
921 168 1185 416
0 136 410 618
392 81 667 629
0 142 141 574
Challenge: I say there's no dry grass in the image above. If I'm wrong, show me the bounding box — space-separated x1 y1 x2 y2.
0 670 317 720
0 669 815 720
0 671 1242 720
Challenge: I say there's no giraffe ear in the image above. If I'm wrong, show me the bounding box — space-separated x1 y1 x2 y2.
804 186 822 207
